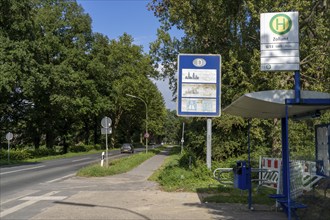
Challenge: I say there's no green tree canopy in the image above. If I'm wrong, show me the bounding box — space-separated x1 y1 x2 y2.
148 0 330 160
0 0 167 152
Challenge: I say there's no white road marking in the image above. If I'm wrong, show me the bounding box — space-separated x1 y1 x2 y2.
20 196 67 201
0 191 66 218
0 165 45 175
45 174 75 183
72 157 90 162
0 190 39 205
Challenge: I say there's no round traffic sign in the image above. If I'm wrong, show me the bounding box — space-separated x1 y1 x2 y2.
144 133 150 138
101 117 112 128
6 132 13 141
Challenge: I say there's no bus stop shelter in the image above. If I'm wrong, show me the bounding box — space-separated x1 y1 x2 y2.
223 89 330 219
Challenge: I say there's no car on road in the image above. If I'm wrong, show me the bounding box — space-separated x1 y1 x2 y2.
120 143 134 154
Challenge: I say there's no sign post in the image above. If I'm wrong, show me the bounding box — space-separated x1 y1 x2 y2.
101 117 112 167
6 132 13 163
260 11 302 219
177 54 221 169
206 119 212 169
260 12 299 71
181 122 185 155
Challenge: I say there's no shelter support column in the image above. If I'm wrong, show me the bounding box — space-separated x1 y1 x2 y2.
281 104 292 219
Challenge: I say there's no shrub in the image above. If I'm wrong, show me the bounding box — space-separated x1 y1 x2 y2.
85 144 101 151
178 151 197 168
69 144 87 153
30 147 57 157
0 149 6 160
69 144 100 153
2 148 32 161
94 144 101 150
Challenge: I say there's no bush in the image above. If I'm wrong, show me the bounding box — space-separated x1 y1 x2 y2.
0 150 6 160
69 144 87 153
30 147 57 157
178 151 197 169
69 144 100 153
94 144 101 150
152 147 215 192
85 144 100 151
1 148 32 161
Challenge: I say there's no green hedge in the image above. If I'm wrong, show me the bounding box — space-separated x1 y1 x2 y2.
0 144 101 162
29 147 57 157
0 149 32 160
69 144 100 153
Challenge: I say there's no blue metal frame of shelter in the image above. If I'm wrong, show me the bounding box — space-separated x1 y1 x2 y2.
281 70 329 220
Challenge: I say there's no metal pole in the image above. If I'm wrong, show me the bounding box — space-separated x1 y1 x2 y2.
294 71 301 103
8 140 10 163
106 128 108 168
126 94 148 154
181 122 185 154
248 119 252 210
145 101 148 154
206 118 212 170
285 104 291 220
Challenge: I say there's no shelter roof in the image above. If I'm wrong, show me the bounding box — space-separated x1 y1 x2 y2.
223 90 330 119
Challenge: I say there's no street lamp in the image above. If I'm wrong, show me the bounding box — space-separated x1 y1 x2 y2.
126 94 148 153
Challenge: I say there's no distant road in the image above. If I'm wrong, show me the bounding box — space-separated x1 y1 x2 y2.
0 148 144 200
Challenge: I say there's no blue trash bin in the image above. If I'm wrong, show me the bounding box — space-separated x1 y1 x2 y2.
233 161 251 190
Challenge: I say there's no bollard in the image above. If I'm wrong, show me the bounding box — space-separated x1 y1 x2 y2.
100 151 105 167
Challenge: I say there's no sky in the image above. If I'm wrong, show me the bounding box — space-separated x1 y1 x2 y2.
76 0 180 110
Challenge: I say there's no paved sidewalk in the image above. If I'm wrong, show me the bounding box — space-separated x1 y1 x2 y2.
31 148 287 220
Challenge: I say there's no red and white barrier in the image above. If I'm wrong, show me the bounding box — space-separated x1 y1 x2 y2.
259 157 325 198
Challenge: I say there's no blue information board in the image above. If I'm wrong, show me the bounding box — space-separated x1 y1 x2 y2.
177 54 221 117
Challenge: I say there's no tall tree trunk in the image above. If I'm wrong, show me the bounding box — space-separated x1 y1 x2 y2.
33 127 41 149
94 116 98 145
46 130 54 149
110 109 123 148
62 136 68 154
84 119 90 145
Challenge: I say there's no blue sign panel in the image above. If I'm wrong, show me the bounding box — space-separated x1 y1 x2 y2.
177 54 221 117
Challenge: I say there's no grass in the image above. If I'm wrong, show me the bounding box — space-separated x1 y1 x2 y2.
0 150 104 166
296 190 330 220
200 184 277 205
27 150 104 162
149 146 330 220
149 146 279 205
149 146 217 192
76 146 165 177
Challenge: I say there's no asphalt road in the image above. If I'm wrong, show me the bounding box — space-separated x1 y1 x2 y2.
0 148 144 201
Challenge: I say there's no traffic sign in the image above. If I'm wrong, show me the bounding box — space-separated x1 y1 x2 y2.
101 127 112 134
260 12 299 71
144 133 150 138
6 132 13 141
101 117 112 128
177 54 221 117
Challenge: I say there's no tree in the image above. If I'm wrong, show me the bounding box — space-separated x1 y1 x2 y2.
26 0 93 150
86 33 166 148
1 0 168 152
148 0 330 159
0 0 38 147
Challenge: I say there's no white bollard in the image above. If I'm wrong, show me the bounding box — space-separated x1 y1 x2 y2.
100 151 105 167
